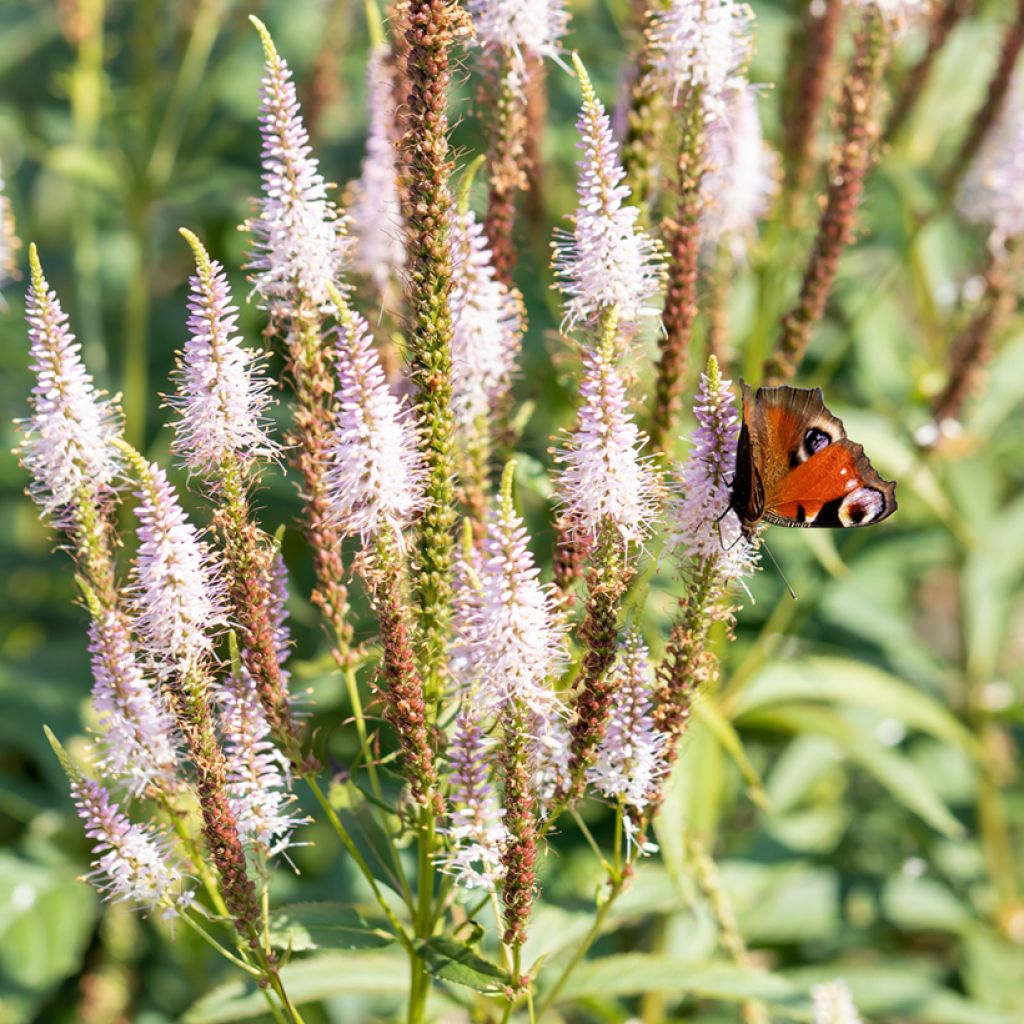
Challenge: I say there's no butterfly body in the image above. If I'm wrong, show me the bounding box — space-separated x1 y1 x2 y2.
730 383 897 537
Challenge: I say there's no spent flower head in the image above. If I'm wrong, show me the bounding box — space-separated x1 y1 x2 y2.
18 247 120 520
439 707 508 891
450 209 524 429
554 345 660 543
73 776 192 919
553 56 664 332
648 0 754 119
588 632 668 809
171 232 277 475
325 306 425 542
348 46 405 293
128 455 224 673
89 606 179 797
669 357 756 578
246 18 349 316
957 76 1024 248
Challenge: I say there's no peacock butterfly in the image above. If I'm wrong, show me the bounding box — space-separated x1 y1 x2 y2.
730 383 897 538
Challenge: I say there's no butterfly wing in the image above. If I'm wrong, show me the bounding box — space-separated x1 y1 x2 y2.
736 383 897 530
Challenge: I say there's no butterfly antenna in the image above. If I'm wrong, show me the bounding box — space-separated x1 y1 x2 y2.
761 540 797 600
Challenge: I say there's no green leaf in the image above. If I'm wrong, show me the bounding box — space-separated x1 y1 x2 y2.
882 875 973 935
267 902 394 952
693 698 773 812
737 703 965 837
184 951 409 1022
416 936 508 992
732 657 980 757
0 853 97 1024
548 955 799 1005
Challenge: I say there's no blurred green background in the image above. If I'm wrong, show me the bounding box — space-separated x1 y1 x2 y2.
1 0 1023 1021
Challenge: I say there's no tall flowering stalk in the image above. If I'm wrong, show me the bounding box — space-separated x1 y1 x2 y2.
120 445 260 932
648 0 753 450
652 357 757 771
765 5 888 384
170 229 310 766
552 57 663 792
247 17 354 666
325 300 438 809
400 0 468 681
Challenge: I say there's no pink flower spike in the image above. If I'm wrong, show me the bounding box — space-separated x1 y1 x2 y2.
325 309 425 542
701 82 777 258
128 457 224 674
588 632 668 810
171 235 277 474
669 358 756 579
449 471 568 714
218 667 303 857
72 776 192 918
246 18 350 316
553 57 664 332
18 247 120 520
648 0 753 119
439 707 507 891
450 209 524 429
89 607 179 797
467 0 569 71
348 46 406 293
554 347 660 543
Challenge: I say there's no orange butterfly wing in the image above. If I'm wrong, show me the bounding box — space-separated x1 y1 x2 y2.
733 383 897 532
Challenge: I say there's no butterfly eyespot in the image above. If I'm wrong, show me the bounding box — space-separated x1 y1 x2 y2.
839 487 886 527
803 427 832 456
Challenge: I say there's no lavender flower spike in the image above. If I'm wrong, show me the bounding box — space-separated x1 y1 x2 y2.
218 666 302 857
72 776 192 919
957 76 1024 249
450 209 524 430
467 0 569 70
348 45 405 293
171 230 277 475
701 82 777 259
126 451 224 673
553 55 664 332
325 305 425 542
18 245 120 519
648 0 754 119
588 631 668 809
439 707 507 891
89 603 179 797
554 344 660 543
246 17 349 316
669 357 756 578
450 464 567 714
